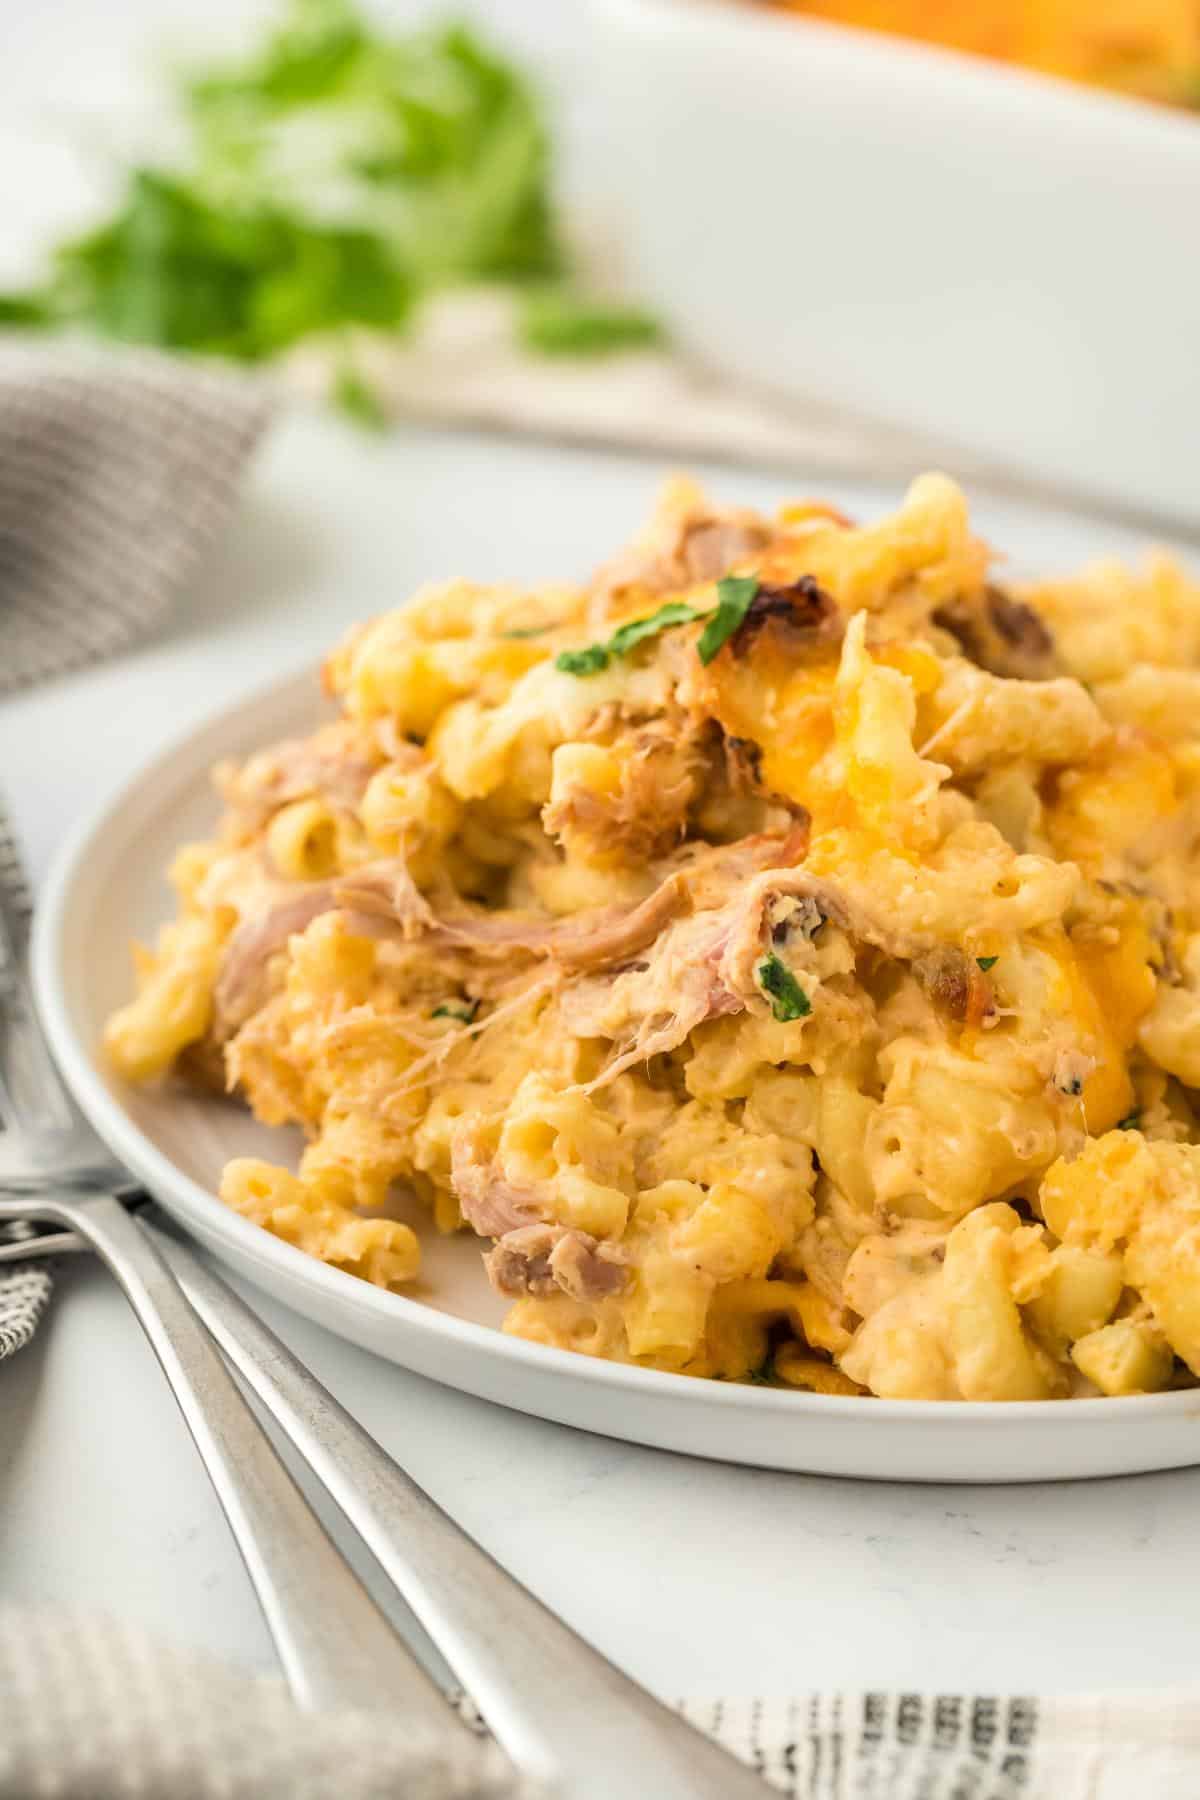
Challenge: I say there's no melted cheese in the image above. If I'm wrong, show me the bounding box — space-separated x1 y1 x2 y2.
1045 914 1158 1131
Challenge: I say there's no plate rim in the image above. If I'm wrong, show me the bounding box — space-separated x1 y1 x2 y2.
30 661 1200 1437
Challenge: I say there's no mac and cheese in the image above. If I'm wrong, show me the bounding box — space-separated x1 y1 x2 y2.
107 475 1200 1399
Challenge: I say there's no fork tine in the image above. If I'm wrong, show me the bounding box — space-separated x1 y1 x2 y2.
0 1229 86 1263
0 798 76 1137
0 804 32 952
0 794 126 1185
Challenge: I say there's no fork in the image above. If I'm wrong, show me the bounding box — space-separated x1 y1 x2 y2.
0 803 769 1799
0 815 472 1730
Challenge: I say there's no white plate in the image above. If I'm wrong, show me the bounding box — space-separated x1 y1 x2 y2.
31 642 1200 1487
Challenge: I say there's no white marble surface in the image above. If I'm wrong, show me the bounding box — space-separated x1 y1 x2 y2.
3 409 1200 1717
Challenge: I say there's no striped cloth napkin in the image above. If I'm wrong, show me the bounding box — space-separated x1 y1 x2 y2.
2 1608 1198 1798
0 1256 54 1359
0 340 1192 1800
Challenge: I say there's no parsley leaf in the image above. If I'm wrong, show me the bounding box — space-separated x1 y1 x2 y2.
1117 1111 1141 1131
0 294 54 326
333 362 387 429
608 601 705 656
519 289 664 356
756 954 812 1022
1 166 413 364
976 956 998 972
556 601 706 677
555 644 611 677
697 574 760 665
432 999 480 1024
746 1354 776 1386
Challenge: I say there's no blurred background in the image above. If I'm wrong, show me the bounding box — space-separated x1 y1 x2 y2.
0 1 578 271
2 0 1197 524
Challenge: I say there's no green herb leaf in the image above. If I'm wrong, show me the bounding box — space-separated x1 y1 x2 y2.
976 956 998 972
502 623 552 639
0 293 55 326
519 289 663 357
555 644 610 677
1117 1111 1141 1131
697 574 760 665
32 168 413 362
556 601 706 678
432 999 479 1024
607 601 705 657
184 0 367 116
746 1354 776 1386
332 362 387 428
756 954 812 1022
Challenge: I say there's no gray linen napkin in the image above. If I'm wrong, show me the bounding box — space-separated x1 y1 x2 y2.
0 341 271 695
0 341 270 1357
0 1609 521 1799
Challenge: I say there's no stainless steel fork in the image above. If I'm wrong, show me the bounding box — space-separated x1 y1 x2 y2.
0 801 770 1799
0 808 471 1729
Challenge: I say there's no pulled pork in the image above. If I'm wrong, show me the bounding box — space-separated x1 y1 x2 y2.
932 585 1058 682
451 1127 626 1301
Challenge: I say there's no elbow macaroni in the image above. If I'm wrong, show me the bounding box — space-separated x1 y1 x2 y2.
106 474 1200 1400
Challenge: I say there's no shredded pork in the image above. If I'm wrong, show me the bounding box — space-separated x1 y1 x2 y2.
451 1127 627 1300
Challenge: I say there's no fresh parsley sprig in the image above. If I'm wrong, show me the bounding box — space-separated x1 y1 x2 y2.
697 575 760 665
745 1353 776 1386
555 578 763 679
756 954 812 1022
519 289 664 356
555 644 614 677
555 600 707 677
432 998 480 1025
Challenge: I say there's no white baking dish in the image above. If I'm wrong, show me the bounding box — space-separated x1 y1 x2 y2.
592 0 1200 524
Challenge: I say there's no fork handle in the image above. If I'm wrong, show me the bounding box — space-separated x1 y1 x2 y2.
146 1214 770 1800
3 1190 466 1730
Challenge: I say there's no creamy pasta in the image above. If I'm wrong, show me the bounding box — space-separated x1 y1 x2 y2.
106 474 1200 1400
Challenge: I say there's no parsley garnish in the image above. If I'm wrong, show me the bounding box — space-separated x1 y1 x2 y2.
19 169 416 364
1117 1111 1141 1131
555 601 706 677
555 578 768 679
519 289 664 357
756 954 812 1022
555 644 612 677
608 601 705 656
432 999 480 1025
333 362 387 430
502 624 553 640
976 956 998 972
746 1354 776 1386
0 294 53 327
697 575 760 665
